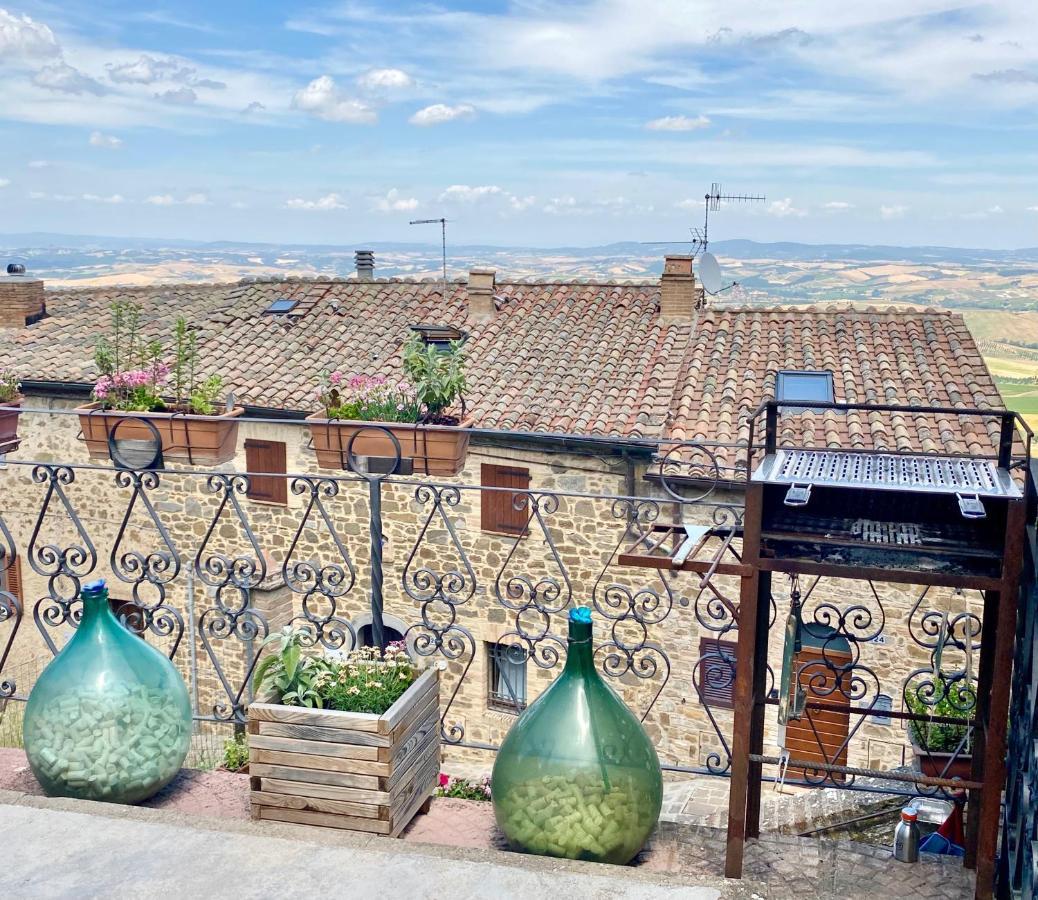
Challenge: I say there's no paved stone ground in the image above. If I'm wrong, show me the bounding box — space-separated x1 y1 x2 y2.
0 750 976 899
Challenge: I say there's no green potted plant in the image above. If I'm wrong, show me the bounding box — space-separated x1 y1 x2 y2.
307 332 472 475
0 369 22 453
905 681 973 782
247 627 440 836
76 303 242 465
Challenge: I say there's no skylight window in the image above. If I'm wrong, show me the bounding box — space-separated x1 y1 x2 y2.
411 324 467 351
776 370 834 411
264 297 298 315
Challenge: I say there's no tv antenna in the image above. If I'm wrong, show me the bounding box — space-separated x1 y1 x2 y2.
643 182 764 296
410 217 449 297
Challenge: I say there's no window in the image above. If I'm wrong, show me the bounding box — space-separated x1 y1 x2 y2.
776 370 834 412
263 298 298 315
411 324 467 351
481 464 531 534
487 642 527 713
0 553 22 602
244 439 287 504
697 636 737 710
357 624 404 648
873 693 893 726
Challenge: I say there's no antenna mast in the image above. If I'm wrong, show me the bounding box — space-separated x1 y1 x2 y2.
702 183 765 253
410 217 449 297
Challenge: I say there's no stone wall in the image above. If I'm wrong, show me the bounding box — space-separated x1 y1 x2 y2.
0 396 981 780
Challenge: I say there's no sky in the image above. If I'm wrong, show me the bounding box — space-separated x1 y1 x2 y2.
0 0 1036 248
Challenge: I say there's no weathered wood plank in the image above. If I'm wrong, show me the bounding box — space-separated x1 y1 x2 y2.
389 739 439 798
389 708 439 774
249 702 382 732
249 734 381 762
255 806 392 835
380 668 438 734
250 748 389 777
387 722 438 788
251 790 383 819
248 762 379 791
256 776 390 805
389 762 439 837
390 684 440 743
255 720 391 748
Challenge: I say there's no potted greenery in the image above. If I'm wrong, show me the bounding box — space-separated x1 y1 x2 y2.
0 369 22 453
307 332 472 476
247 627 440 836
76 303 242 465
905 682 973 782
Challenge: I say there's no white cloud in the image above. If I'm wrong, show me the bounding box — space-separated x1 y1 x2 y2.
32 62 106 96
155 86 197 105
439 184 502 202
27 160 50 168
285 193 348 210
293 76 376 124
358 68 414 91
242 101 266 114
82 193 125 204
1027 205 1038 212
880 204 909 219
105 54 223 88
0 8 59 60
675 198 700 210
767 197 807 218
409 103 476 126
645 114 711 131
823 200 854 210
89 131 123 149
372 188 418 212
508 194 536 211
962 204 1005 219
0 178 9 188
145 192 209 206
28 191 45 199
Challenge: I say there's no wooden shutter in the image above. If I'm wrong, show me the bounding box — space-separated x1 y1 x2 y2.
786 647 851 782
481 464 531 534
245 439 287 505
1 553 22 601
698 636 737 710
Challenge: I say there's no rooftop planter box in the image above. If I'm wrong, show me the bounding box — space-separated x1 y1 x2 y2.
76 403 244 466
0 394 22 455
307 414 473 477
248 666 440 837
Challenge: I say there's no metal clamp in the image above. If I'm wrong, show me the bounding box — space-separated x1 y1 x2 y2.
955 492 986 520
783 483 812 507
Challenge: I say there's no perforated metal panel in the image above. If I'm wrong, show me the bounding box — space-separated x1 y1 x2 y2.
759 449 1020 498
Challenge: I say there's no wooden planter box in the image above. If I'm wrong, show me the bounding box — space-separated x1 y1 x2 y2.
306 413 473 476
910 735 973 782
248 667 440 837
0 396 22 454
76 402 243 465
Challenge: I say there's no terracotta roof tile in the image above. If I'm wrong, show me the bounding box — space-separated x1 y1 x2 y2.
0 281 1002 460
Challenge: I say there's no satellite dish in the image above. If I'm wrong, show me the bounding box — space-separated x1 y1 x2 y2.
698 252 723 294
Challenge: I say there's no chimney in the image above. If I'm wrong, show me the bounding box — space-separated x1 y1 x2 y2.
0 264 45 328
355 249 374 282
659 255 702 319
467 268 496 320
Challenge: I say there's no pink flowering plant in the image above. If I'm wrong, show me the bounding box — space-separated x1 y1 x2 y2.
436 773 492 802
92 301 224 414
318 372 422 423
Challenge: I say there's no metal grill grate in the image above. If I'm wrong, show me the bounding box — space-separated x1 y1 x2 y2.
769 449 1016 497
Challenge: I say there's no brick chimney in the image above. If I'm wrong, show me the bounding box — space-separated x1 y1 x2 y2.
659 255 702 319
467 268 496 320
355 249 374 282
0 264 45 328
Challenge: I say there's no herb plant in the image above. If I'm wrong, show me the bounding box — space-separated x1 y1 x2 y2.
0 370 20 403
402 332 467 423
222 734 249 772
905 678 972 754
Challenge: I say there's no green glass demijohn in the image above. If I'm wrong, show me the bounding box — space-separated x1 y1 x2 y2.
491 607 663 864
23 578 192 803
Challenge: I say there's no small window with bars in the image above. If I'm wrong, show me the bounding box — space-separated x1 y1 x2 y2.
245 439 288 505
697 636 737 710
487 642 528 713
481 463 531 535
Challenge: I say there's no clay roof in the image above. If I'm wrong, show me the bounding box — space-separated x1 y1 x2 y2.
0 278 1004 464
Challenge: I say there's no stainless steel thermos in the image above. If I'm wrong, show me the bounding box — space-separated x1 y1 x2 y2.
893 807 921 862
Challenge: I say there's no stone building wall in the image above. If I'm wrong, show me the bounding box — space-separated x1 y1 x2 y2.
0 396 981 779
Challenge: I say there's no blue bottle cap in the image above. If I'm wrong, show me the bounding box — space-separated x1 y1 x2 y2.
569 606 592 624
82 578 107 594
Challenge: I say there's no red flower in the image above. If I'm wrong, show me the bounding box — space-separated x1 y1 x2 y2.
438 773 450 787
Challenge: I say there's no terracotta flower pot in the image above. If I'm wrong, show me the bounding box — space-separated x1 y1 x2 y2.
0 395 22 454
909 734 973 782
76 402 244 466
306 413 473 477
